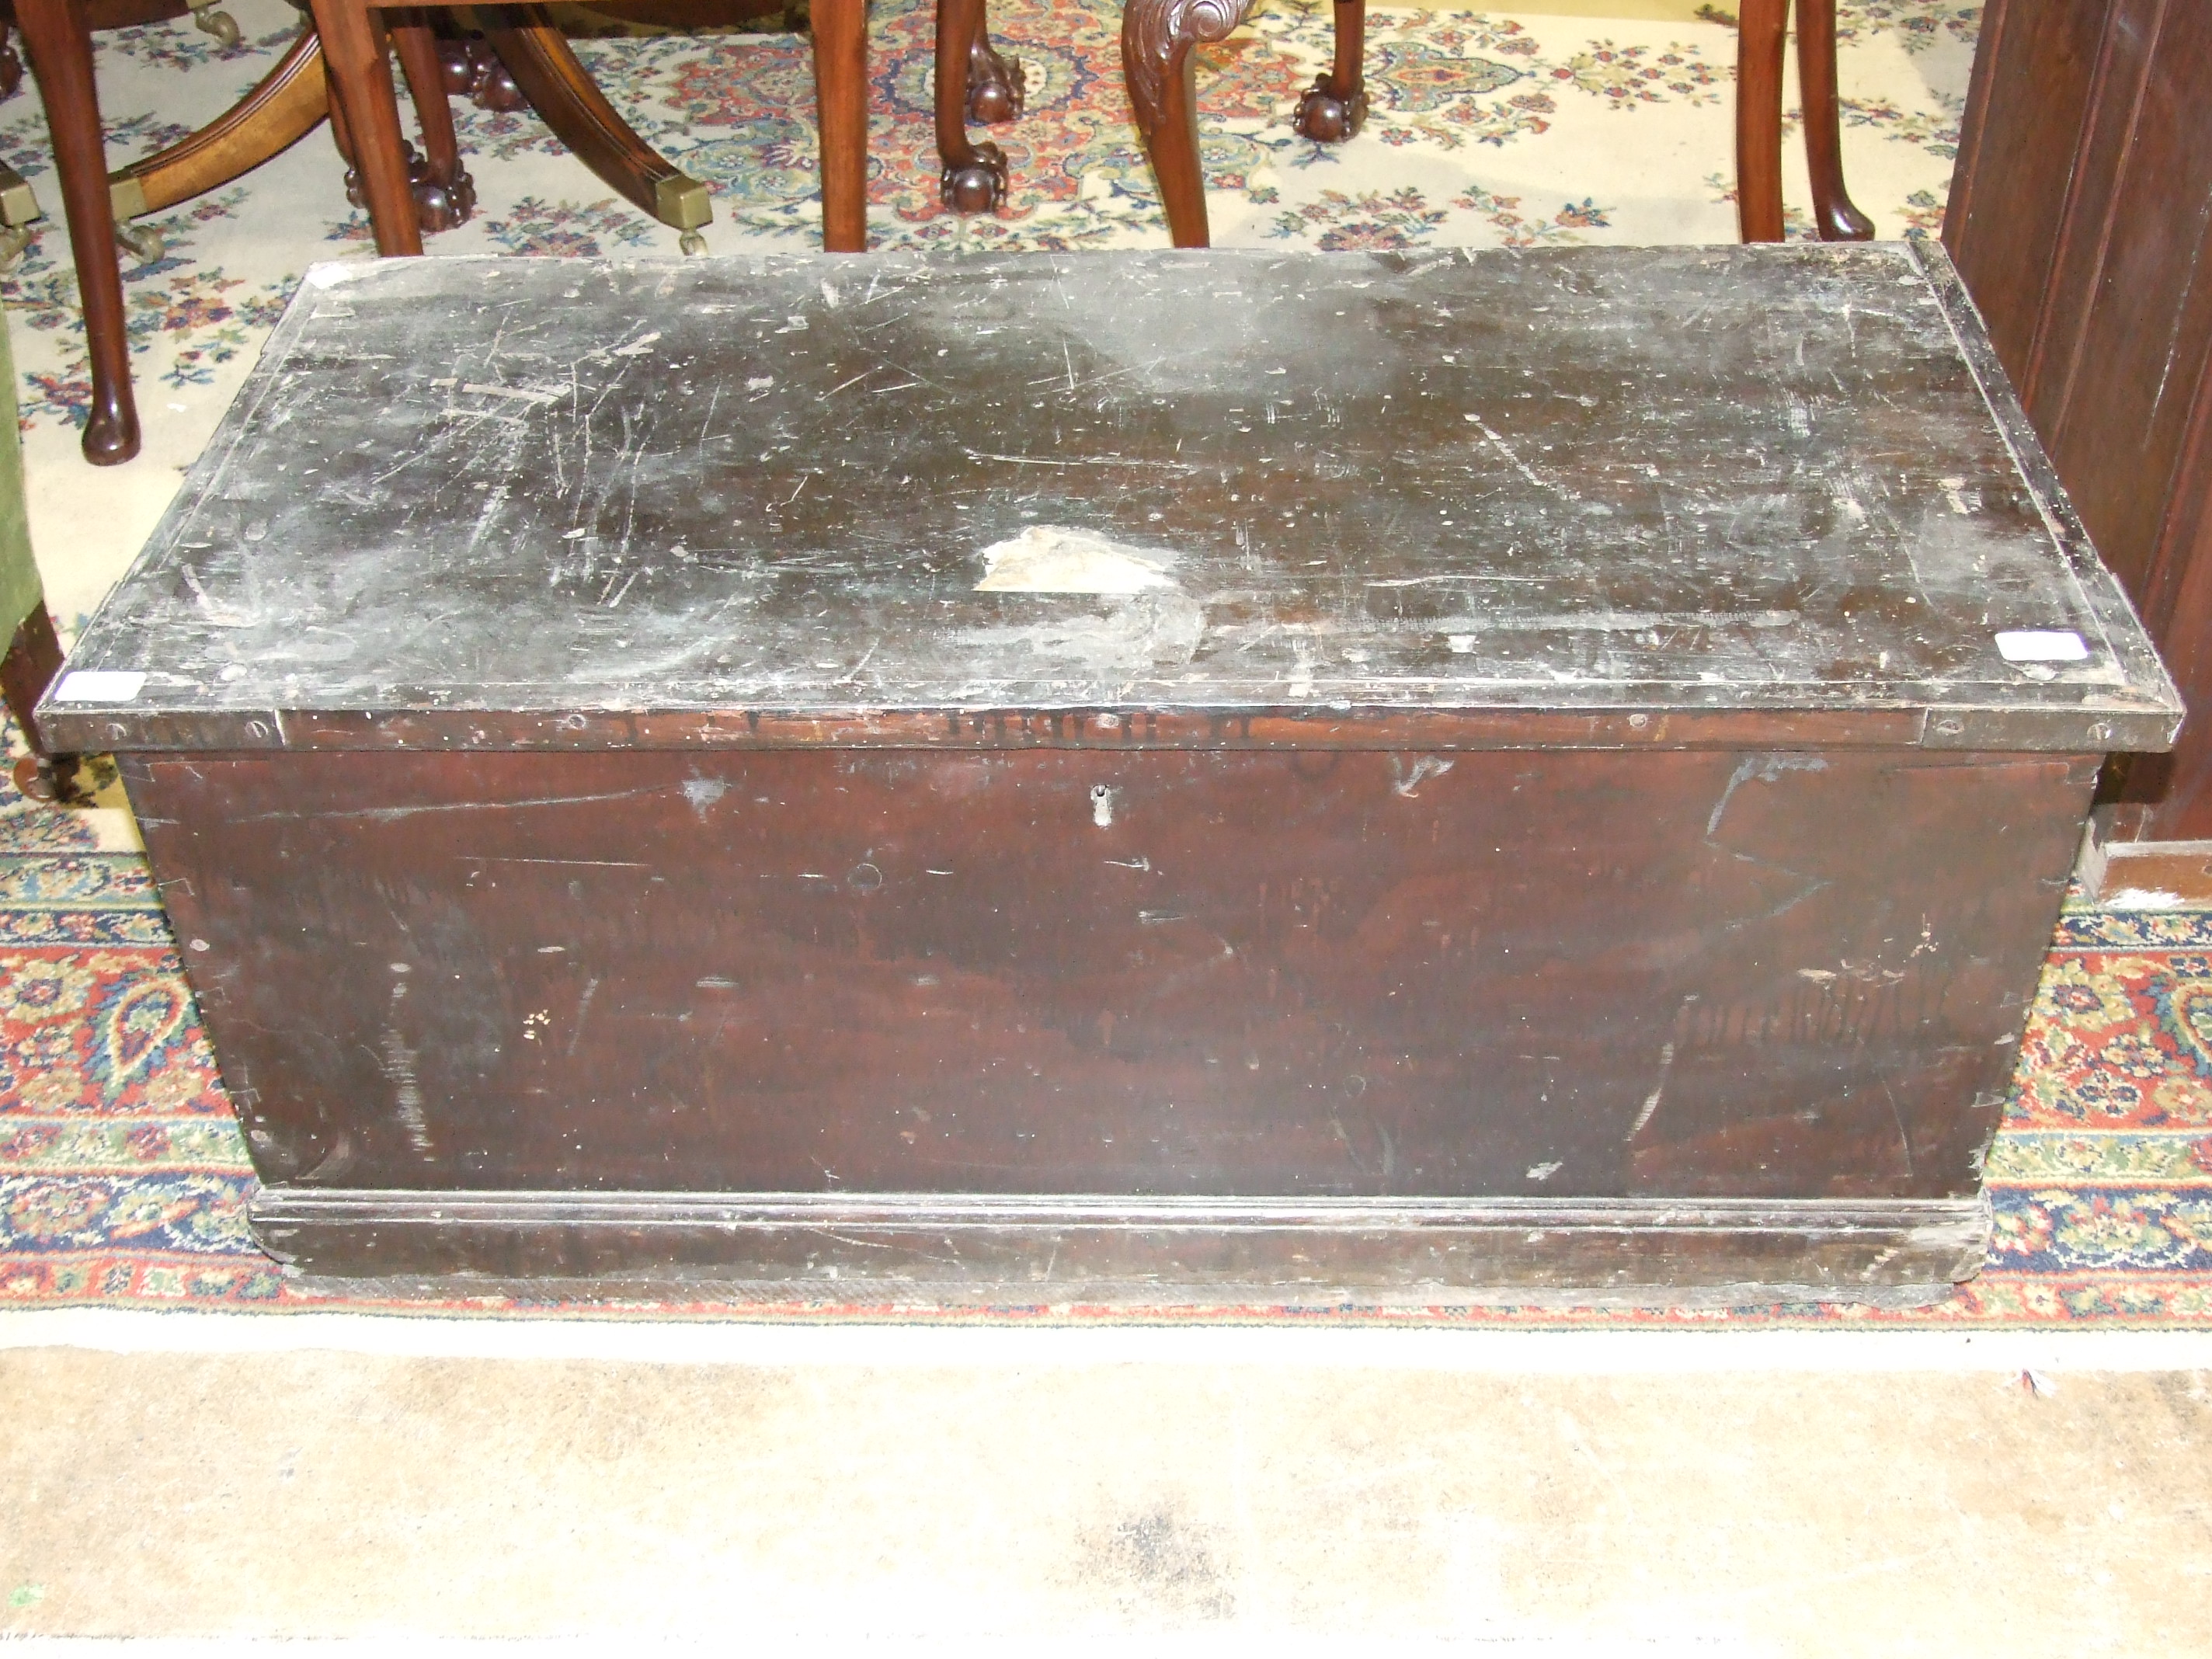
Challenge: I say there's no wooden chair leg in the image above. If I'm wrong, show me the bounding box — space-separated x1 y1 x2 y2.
1735 0 1787 242
1122 0 1252 248
812 0 866 250
14 0 139 464
464 5 708 244
1292 0 1365 142
390 10 475 231
113 27 329 217
965 1 1023 125
308 0 423 253
1794 0 1872 241
934 0 1004 213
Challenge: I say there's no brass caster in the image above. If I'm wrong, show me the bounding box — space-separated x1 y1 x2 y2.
680 229 707 256
191 4 242 46
11 754 55 802
9 752 99 807
116 222 163 264
0 222 32 270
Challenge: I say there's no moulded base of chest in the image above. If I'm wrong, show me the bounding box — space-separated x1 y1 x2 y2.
251 1188 1988 1306
128 739 2092 1298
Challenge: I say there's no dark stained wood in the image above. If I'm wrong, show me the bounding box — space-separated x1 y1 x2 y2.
934 0 1005 213
8 0 468 468
436 33 525 113
15 0 139 462
388 11 475 233
1290 0 1365 145
39 247 2179 760
256 1191 1991 1304
49 247 2178 1297
128 743 2095 1202
1946 0 2212 835
1734 0 1788 243
308 0 715 252
812 0 867 251
1794 0 1871 242
308 0 422 253
965 5 1024 127
1122 0 1241 247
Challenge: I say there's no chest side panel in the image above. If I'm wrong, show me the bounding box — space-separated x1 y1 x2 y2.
131 744 2090 1202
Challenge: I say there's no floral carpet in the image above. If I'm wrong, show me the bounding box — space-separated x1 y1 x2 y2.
6 0 2193 1325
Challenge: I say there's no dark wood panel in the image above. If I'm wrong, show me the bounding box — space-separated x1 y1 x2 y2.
1946 0 2212 833
130 744 2093 1207
1946 0 2111 381
2040 4 2212 606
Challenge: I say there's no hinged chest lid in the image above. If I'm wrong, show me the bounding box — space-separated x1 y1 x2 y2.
43 244 2180 755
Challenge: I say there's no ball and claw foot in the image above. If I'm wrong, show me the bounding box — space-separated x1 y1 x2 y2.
680 229 706 255
941 141 1007 214
1292 72 1366 143
966 40 1025 125
346 142 478 234
438 37 526 113
410 165 477 234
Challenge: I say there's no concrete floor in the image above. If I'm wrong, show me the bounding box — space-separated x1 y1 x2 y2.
2 1344 2208 1650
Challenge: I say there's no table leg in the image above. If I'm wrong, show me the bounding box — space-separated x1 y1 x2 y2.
309 0 423 254
812 0 867 249
390 10 475 231
966 1 1024 124
113 28 328 217
1292 0 1365 143
1795 0 1872 240
1122 0 1250 248
15 0 138 463
1734 0 1787 242
935 0 1005 212
468 5 709 245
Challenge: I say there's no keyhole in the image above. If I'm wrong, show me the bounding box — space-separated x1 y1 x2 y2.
1090 784 1115 828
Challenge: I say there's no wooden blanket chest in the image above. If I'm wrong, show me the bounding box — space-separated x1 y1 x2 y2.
42 245 2182 1304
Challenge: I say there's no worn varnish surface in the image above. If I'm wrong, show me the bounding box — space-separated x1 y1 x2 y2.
134 743 2091 1204
43 244 2177 755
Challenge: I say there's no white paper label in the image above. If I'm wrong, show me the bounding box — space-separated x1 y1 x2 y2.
52 670 146 702
1994 630 2089 663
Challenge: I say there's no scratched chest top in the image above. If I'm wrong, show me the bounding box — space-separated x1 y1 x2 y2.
44 243 2179 754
